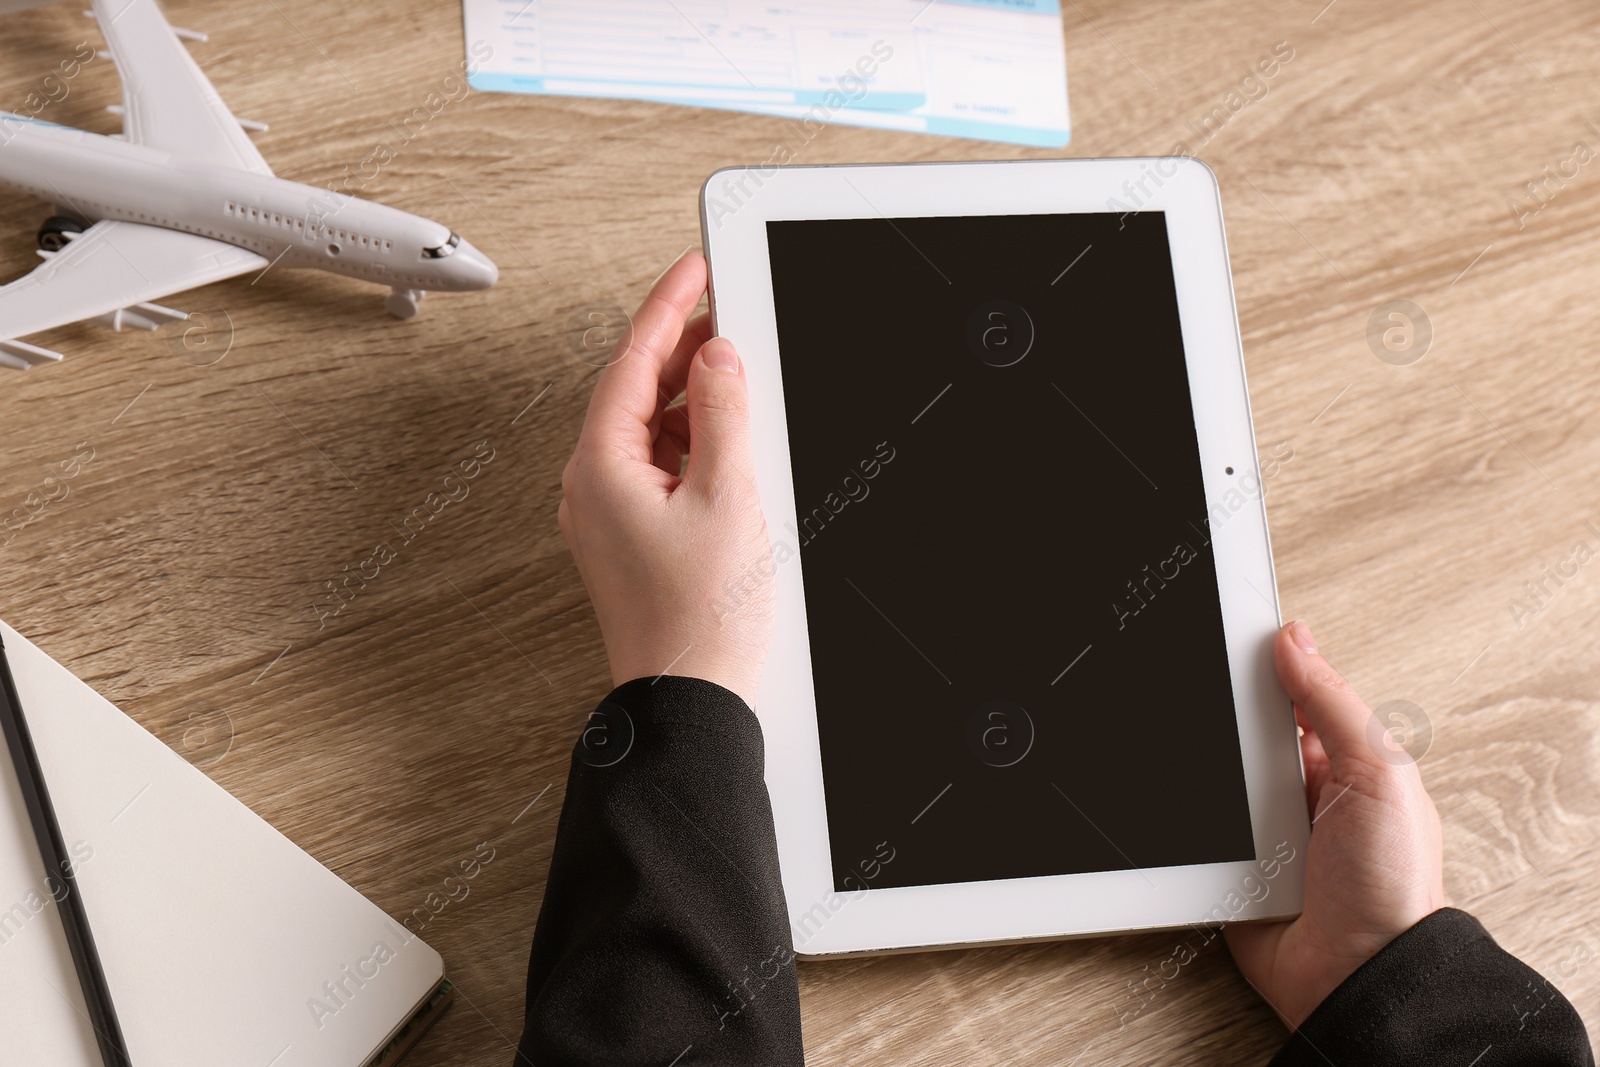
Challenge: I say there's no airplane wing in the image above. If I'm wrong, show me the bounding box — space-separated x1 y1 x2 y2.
92 0 273 174
0 220 267 368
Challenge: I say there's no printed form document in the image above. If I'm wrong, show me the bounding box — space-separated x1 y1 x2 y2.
463 0 1071 147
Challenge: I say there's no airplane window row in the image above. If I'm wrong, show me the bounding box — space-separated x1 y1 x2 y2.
328 226 392 252
222 202 392 253
224 200 301 231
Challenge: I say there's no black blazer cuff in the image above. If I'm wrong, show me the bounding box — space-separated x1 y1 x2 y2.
1271 908 1594 1066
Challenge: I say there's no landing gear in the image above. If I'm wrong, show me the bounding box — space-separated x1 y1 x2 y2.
386 287 425 319
37 215 85 253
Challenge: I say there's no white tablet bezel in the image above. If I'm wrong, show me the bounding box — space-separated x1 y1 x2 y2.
700 158 1309 958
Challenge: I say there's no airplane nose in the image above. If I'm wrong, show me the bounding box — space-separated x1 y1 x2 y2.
454 239 498 290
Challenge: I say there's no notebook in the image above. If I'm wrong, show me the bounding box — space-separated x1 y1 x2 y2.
0 621 451 1066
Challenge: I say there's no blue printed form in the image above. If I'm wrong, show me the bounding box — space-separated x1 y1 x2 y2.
463 0 1070 147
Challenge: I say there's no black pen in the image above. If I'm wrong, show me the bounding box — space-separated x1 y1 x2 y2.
0 633 132 1066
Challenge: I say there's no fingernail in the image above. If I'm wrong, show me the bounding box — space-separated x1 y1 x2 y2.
1289 620 1318 654
702 338 740 374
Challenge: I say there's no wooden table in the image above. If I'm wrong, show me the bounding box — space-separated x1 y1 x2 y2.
3 1 1597 1062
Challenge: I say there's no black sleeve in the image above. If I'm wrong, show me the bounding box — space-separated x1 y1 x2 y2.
1272 907 1594 1066
516 676 804 1067
515 682 1592 1067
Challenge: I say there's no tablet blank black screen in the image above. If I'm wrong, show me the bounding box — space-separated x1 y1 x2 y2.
764 211 1256 893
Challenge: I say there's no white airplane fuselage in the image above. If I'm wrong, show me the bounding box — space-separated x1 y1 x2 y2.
0 112 498 293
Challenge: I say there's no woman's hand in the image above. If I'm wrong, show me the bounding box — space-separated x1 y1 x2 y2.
558 251 776 709
1226 620 1449 1029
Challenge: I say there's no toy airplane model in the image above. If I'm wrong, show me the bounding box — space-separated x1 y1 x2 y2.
0 0 498 371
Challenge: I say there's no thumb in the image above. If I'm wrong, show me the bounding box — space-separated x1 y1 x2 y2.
1274 620 1383 774
682 337 756 490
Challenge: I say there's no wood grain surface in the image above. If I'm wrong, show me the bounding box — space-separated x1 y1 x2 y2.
2 1 1597 1063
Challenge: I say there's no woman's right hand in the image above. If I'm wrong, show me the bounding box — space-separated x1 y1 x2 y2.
1225 620 1450 1030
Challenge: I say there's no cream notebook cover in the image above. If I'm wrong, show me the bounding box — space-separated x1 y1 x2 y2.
0 621 446 1065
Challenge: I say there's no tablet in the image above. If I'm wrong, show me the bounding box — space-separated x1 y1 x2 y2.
700 159 1309 958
